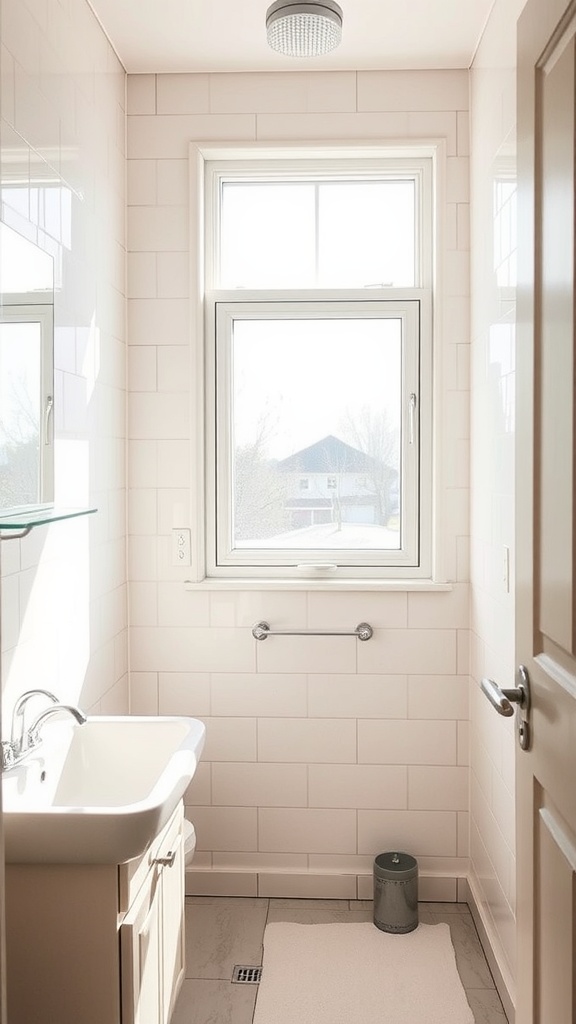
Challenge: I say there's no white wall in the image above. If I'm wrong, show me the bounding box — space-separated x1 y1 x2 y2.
469 0 525 1003
127 69 471 900
0 0 128 719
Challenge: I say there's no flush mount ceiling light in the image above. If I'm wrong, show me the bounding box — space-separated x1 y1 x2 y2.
266 0 343 57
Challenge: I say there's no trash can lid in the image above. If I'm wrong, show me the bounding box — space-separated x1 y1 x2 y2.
374 851 418 880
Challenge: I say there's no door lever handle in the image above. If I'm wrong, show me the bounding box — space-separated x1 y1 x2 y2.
481 670 530 717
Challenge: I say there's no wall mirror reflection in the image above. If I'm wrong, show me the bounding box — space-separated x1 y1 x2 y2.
0 224 54 513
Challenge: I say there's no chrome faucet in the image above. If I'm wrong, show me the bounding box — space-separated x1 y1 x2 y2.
27 703 87 749
1 689 60 769
11 688 59 756
2 691 87 770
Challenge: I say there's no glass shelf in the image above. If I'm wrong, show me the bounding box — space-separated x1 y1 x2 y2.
0 506 97 537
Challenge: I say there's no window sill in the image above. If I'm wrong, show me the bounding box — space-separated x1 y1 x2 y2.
184 578 453 592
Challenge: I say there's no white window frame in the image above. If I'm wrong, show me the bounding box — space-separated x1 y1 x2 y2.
0 302 54 512
207 296 430 578
188 142 438 584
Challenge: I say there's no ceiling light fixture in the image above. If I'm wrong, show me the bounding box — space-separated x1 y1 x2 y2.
265 0 343 58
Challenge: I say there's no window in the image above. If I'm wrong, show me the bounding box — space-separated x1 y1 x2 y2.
198 147 433 581
0 223 54 513
0 305 53 511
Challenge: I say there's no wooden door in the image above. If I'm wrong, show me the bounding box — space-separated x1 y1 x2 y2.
516 0 576 1020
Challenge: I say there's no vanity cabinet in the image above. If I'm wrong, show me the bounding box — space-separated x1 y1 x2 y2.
5 802 186 1024
120 804 186 1024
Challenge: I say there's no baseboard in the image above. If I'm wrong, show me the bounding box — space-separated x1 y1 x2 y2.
464 876 516 1024
185 867 462 903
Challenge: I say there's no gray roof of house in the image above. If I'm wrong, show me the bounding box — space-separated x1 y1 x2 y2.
277 435 377 474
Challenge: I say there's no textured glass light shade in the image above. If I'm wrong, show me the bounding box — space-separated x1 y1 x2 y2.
266 1 343 57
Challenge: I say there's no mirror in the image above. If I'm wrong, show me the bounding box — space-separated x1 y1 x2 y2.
0 224 54 513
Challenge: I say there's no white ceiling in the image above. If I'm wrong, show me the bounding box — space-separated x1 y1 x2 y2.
88 0 496 75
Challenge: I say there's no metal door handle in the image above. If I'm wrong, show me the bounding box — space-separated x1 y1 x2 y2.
481 670 530 717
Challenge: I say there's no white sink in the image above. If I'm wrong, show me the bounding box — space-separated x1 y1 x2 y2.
2 716 205 864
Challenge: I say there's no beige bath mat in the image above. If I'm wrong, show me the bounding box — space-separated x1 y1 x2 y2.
253 921 474 1024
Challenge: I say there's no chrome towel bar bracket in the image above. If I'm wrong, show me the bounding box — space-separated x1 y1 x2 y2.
252 621 373 641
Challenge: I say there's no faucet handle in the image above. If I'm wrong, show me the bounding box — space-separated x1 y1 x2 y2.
1 741 16 771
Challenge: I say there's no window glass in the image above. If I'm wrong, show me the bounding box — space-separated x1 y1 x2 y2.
220 179 416 289
0 320 42 508
226 314 402 554
220 183 315 288
318 181 415 287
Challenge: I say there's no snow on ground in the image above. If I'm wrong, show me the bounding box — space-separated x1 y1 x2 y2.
238 522 401 550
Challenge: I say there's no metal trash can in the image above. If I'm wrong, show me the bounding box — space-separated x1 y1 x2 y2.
373 852 418 933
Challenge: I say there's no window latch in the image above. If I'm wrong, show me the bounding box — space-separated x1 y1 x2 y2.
44 395 54 446
409 392 417 445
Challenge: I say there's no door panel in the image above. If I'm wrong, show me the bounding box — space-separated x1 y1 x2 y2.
535 793 576 1023
516 1 576 1021
120 870 163 1024
160 813 186 1022
538 36 575 656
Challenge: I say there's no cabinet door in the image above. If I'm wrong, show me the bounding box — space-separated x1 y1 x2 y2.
160 817 186 1022
120 806 185 1024
120 869 163 1024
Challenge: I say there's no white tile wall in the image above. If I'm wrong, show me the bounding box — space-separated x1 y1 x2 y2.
259 808 357 855
469 0 525 1000
258 718 357 764
308 765 408 810
212 763 308 807
308 674 407 718
358 720 458 765
127 69 472 900
211 674 307 717
357 628 457 675
1 0 127 719
357 70 469 112
408 766 468 810
357 809 458 858
408 675 469 719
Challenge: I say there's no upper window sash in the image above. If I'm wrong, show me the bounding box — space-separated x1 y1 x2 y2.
205 157 433 294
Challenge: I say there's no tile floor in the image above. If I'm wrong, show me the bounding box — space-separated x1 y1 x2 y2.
172 897 508 1024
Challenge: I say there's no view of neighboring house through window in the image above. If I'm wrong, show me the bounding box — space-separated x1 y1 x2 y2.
203 151 433 579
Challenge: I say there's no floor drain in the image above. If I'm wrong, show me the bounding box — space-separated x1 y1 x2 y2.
232 965 262 984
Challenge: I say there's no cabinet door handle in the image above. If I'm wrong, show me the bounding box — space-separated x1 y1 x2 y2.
153 833 182 867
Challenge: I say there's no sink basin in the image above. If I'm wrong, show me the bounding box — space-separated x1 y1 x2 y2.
2 715 205 864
